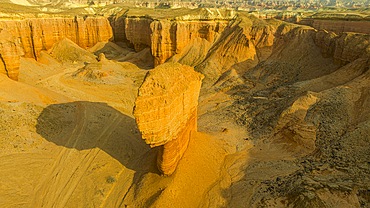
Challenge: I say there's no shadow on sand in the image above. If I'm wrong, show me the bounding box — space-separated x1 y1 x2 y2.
35 100 160 183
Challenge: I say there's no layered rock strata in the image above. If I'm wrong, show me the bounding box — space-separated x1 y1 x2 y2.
314 30 370 66
274 12 370 34
150 20 228 66
254 12 370 34
125 17 153 52
184 16 279 86
299 19 370 34
0 29 24 81
133 63 204 175
110 13 229 66
0 17 112 80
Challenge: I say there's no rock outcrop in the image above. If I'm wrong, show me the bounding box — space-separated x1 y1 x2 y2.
0 29 24 81
254 11 370 34
183 16 279 87
111 16 228 66
289 13 370 34
312 19 370 34
0 17 112 80
109 9 233 66
150 20 228 66
110 13 274 86
125 17 153 52
314 30 370 66
133 63 204 175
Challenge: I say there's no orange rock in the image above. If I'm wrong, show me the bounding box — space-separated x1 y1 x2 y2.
110 16 228 66
133 63 204 175
150 20 227 66
0 17 112 59
0 28 24 81
125 17 152 52
0 17 112 80
308 19 370 34
314 29 370 66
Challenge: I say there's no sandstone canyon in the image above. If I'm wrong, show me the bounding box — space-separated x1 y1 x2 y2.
0 17 112 80
0 4 370 208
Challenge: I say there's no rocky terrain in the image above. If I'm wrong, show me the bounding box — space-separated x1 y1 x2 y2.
249 9 370 35
0 5 370 208
272 10 370 34
295 12 370 34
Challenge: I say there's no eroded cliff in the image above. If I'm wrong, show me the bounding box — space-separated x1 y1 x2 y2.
110 13 281 87
0 29 24 81
298 13 370 34
0 17 112 80
109 8 235 66
150 20 228 66
133 63 204 175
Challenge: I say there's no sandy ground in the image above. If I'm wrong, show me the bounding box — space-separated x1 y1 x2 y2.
0 73 229 207
0 41 231 208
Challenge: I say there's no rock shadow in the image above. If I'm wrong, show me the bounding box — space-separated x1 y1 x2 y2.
35 101 160 175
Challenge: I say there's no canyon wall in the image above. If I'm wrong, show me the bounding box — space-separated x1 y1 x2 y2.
150 20 228 66
299 19 370 34
269 15 370 67
256 12 370 34
0 17 112 80
186 16 279 86
314 30 370 66
2 10 369 82
125 17 153 52
110 15 229 66
110 15 153 52
133 63 204 175
0 29 24 81
109 15 288 87
276 13 370 34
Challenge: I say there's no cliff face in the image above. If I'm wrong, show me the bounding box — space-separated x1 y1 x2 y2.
271 20 370 68
286 12 370 34
150 20 228 66
133 63 204 175
125 17 153 52
183 16 279 86
314 30 370 66
0 29 24 81
0 17 112 80
110 14 278 86
258 12 370 34
110 16 228 66
303 19 370 34
2 12 229 81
